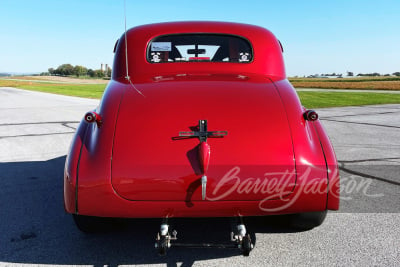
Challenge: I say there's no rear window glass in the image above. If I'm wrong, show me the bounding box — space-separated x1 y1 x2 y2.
147 34 253 63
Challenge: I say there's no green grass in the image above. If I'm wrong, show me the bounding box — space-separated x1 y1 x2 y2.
20 84 106 98
0 80 107 98
2 79 400 108
298 91 400 108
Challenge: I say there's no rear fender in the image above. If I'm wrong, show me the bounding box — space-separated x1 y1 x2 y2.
272 79 329 211
75 81 127 215
313 121 340 210
64 121 89 213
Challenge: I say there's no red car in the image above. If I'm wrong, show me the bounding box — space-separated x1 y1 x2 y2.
64 21 339 256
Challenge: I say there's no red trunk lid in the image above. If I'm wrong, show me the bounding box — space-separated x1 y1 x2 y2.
111 74 296 202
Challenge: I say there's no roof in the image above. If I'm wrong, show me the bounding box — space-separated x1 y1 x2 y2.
112 21 286 81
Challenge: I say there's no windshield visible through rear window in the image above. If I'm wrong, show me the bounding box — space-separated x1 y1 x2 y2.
147 34 253 63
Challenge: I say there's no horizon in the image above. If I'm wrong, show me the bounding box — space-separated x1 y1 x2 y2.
1 0 399 77
2 71 397 78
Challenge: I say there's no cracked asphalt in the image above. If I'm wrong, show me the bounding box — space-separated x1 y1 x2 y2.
0 87 399 266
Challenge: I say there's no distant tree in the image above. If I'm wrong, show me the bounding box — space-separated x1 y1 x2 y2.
347 71 353 76
322 72 340 77
357 72 381 77
48 64 111 78
94 69 105 78
393 72 400 76
87 69 95 77
73 65 81 77
55 64 74 76
73 65 88 77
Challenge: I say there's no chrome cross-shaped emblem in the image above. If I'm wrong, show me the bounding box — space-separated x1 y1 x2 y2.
178 120 227 142
178 120 227 200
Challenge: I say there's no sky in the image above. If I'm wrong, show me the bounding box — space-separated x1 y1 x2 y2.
1 0 399 77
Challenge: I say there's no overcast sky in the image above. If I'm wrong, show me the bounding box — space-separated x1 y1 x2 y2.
1 0 399 76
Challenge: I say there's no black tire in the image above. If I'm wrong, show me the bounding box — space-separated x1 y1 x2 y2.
73 214 110 233
288 211 327 230
158 235 168 256
241 234 252 257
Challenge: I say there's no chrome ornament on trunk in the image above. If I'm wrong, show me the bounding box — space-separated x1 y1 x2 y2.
178 120 227 200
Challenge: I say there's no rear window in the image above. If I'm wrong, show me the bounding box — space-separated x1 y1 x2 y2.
147 34 253 63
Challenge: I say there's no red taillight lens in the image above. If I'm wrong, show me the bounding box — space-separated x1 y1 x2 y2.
304 110 318 121
84 112 102 127
84 112 96 123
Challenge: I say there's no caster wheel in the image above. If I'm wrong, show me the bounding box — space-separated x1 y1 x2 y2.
158 235 168 256
241 234 252 256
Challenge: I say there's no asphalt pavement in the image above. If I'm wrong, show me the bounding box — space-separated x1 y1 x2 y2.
0 87 399 267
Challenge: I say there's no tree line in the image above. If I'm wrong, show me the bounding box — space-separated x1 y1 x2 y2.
323 72 400 77
307 71 400 78
43 64 111 78
357 72 400 77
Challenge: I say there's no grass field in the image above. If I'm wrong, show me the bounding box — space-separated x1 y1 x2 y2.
297 91 400 108
0 79 106 98
2 76 400 108
289 76 400 90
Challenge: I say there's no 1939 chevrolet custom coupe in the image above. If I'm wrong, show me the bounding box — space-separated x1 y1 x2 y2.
64 21 339 256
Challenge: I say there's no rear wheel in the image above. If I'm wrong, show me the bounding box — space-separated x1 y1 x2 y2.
288 211 327 230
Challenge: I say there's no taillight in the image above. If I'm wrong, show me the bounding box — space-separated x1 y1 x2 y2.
84 111 102 127
304 110 318 121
